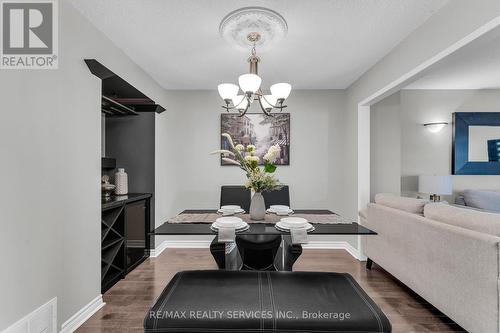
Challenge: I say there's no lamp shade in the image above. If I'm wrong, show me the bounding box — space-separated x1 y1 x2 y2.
418 175 453 195
238 74 261 94
217 83 239 100
270 83 292 100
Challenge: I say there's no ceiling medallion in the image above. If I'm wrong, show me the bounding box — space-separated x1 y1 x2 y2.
219 7 288 52
217 8 291 117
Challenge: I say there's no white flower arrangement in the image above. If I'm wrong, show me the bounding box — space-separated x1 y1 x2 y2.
211 133 282 193
263 144 281 164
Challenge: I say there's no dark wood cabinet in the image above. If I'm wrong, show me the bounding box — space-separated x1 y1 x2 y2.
101 193 151 293
125 199 150 273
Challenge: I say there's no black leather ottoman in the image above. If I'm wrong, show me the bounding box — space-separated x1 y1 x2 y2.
144 270 391 333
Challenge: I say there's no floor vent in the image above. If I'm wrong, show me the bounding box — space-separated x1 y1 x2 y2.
4 298 57 333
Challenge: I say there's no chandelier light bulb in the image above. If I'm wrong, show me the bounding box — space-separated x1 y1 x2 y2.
238 74 262 94
217 83 239 101
270 83 292 100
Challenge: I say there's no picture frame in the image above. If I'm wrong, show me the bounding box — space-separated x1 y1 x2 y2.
452 112 500 175
220 113 290 166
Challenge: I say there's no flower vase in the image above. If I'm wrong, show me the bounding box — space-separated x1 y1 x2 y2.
250 192 266 220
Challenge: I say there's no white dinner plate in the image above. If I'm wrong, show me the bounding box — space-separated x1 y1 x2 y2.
215 216 244 227
270 205 290 211
218 208 245 214
275 222 314 232
279 217 308 228
266 208 294 215
221 205 241 211
211 222 249 232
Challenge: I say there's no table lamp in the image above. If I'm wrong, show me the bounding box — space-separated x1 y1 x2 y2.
418 175 453 202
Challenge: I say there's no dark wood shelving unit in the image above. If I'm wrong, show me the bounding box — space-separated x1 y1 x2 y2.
87 59 159 293
85 59 166 117
101 194 152 293
101 205 126 292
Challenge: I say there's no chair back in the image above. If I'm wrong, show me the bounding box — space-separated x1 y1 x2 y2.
262 185 290 209
220 185 251 212
236 235 282 271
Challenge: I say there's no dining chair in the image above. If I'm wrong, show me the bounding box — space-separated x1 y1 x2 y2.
210 185 251 269
236 234 282 270
262 185 290 209
220 185 251 211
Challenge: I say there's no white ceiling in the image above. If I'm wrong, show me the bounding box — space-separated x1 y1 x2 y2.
68 0 449 90
405 26 500 89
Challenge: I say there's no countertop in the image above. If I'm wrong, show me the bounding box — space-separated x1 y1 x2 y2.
102 193 152 210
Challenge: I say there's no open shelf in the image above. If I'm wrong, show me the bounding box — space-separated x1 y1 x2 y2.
102 239 124 264
101 265 123 291
85 59 166 117
102 237 124 251
102 224 122 243
102 206 124 228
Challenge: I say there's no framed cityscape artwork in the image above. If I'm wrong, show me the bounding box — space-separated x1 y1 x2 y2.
220 113 290 165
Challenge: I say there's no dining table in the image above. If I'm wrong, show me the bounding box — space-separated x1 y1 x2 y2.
152 209 376 271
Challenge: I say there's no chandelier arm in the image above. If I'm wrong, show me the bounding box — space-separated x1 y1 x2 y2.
260 94 286 109
257 95 273 116
221 105 238 111
237 96 252 117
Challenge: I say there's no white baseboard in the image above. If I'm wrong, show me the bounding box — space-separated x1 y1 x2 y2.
150 240 212 257
302 241 364 260
60 295 104 333
151 239 364 261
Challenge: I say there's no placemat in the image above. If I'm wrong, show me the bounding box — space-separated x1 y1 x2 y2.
168 212 350 224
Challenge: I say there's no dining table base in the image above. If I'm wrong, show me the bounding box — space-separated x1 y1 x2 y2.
218 234 301 271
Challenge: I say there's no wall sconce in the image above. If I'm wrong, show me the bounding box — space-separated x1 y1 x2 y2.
423 122 448 133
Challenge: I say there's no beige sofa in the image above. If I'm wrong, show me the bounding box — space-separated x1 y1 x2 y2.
360 194 500 333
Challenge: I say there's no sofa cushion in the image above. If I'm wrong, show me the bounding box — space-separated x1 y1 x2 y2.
460 189 500 213
424 203 500 236
374 193 428 215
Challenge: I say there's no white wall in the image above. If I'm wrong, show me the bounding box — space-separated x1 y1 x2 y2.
401 89 500 196
370 92 401 200
370 89 500 200
0 1 168 330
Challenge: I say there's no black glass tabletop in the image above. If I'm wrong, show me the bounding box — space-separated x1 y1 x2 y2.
152 209 376 236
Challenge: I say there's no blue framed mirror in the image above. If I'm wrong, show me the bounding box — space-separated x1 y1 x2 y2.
453 112 500 175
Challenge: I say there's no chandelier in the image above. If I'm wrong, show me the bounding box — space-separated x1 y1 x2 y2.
217 32 291 117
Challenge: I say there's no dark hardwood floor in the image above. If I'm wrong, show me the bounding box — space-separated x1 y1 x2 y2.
77 249 466 333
